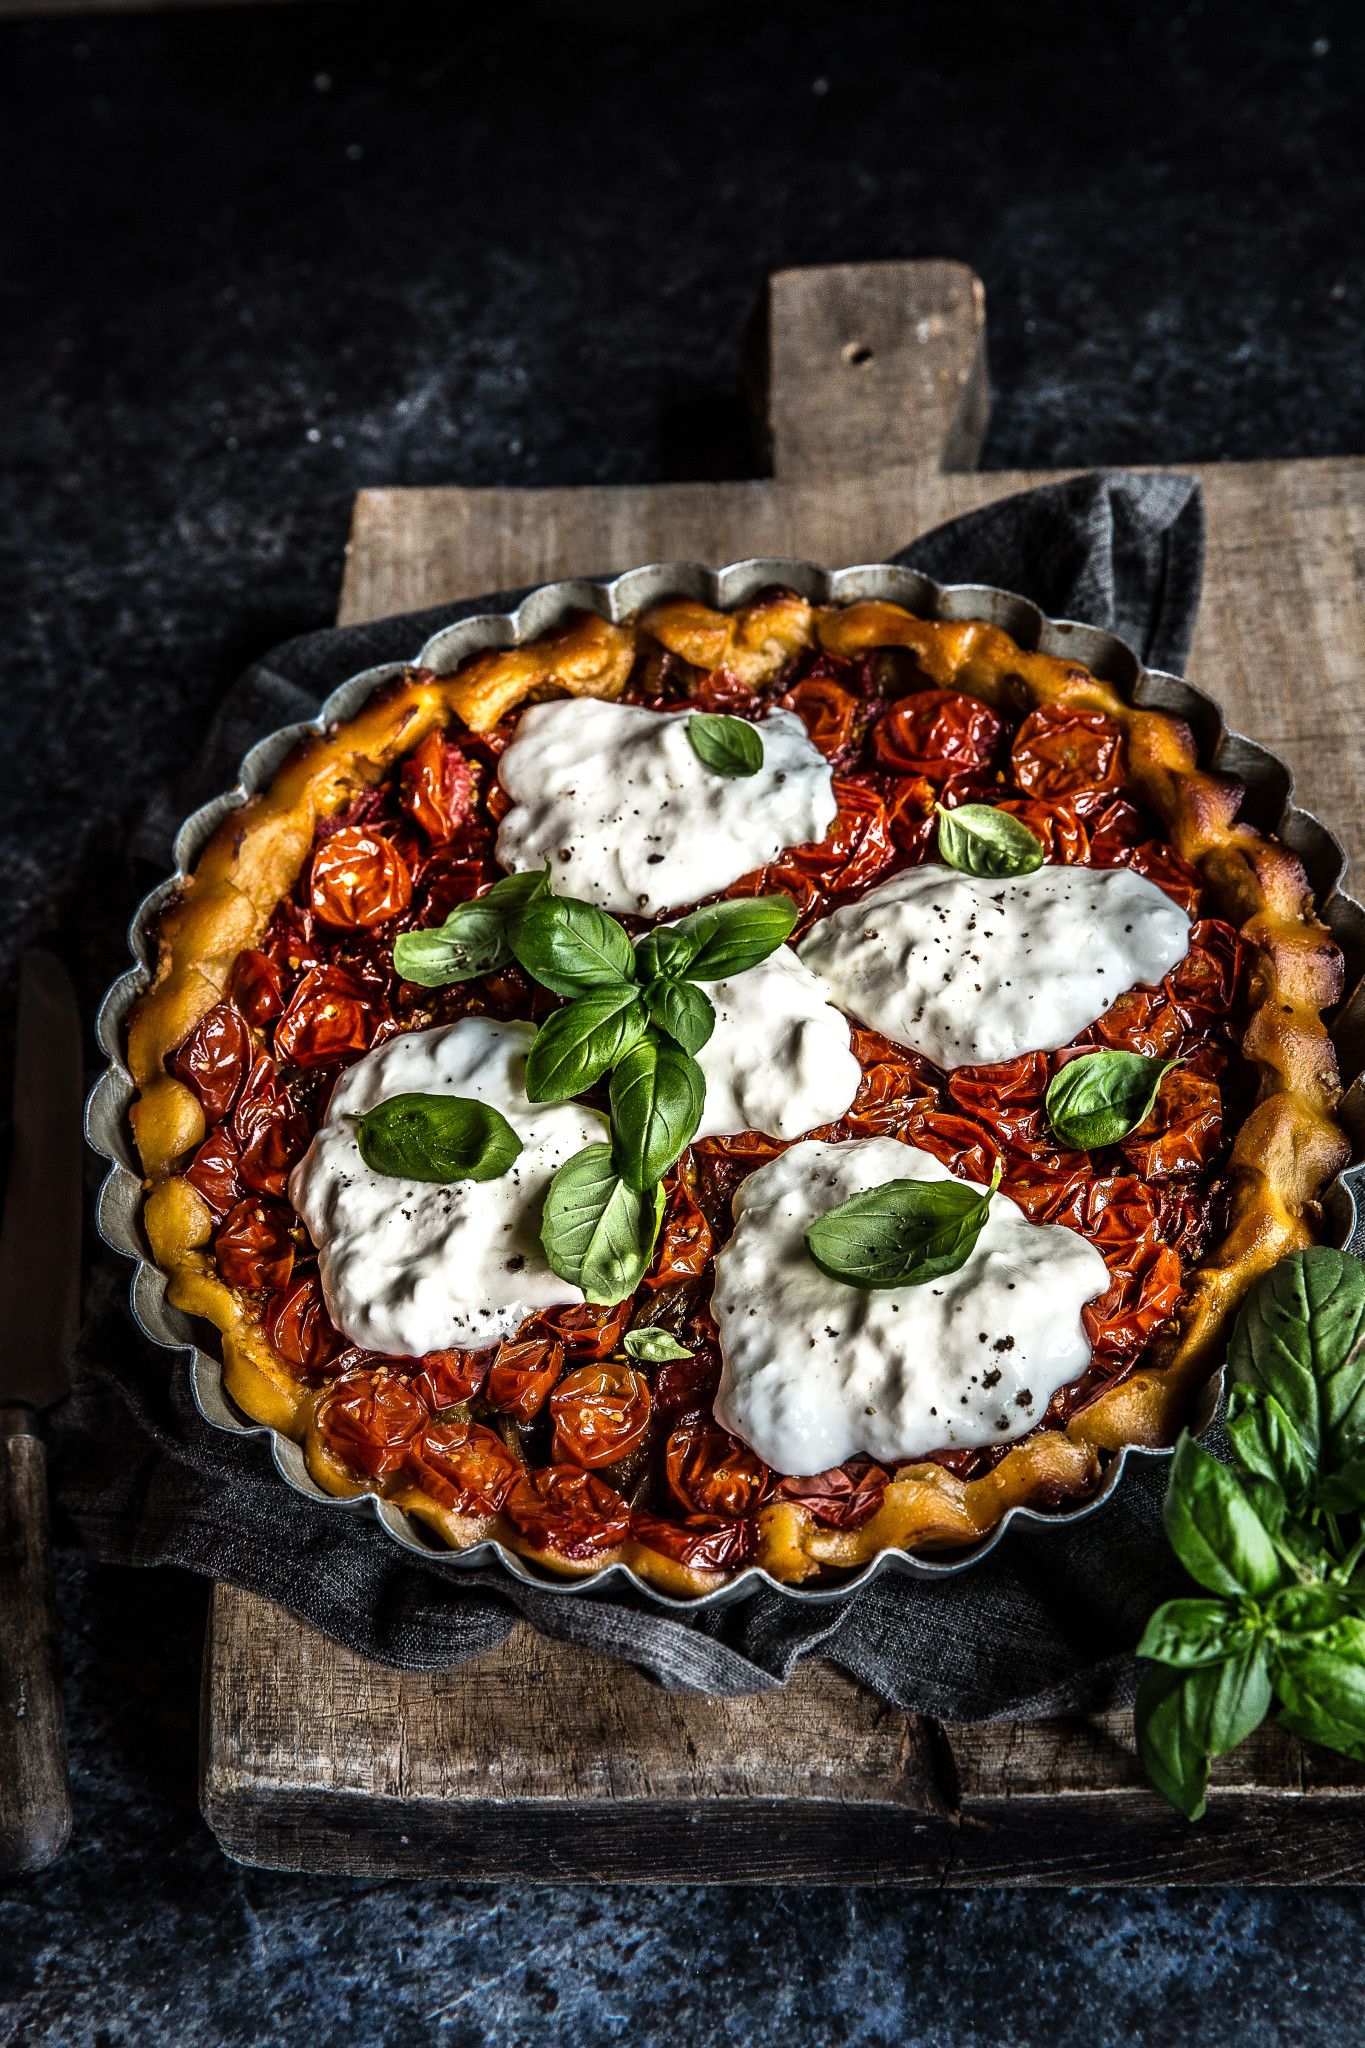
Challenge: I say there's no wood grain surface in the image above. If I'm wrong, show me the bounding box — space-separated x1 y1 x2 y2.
0 1419 72 1875
204 258 1365 1880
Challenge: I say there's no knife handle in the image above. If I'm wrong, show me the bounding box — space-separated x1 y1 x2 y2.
0 1408 71 1873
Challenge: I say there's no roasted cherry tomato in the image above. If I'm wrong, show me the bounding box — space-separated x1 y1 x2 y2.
776 674 861 761
229 1053 311 1196
652 1344 723 1419
645 1174 713 1287
1167 920 1244 1026
214 1197 295 1291
406 1419 521 1516
1083 1239 1183 1359
881 774 939 861
1087 797 1150 866
1092 986 1186 1059
273 965 377 1069
484 1336 564 1422
309 825 413 929
534 1301 632 1360
994 797 1090 866
773 1458 890 1529
947 1053 1051 1153
630 1510 757 1571
229 949 287 1027
184 1124 244 1221
263 900 328 978
872 690 1004 781
263 1273 343 1377
168 1002 252 1125
1117 840 1203 916
665 1416 769 1517
550 1363 652 1469
315 1369 428 1479
1011 705 1124 797
503 1465 631 1557
412 1348 492 1411
400 730 474 845
905 1110 1002 1186
1120 1069 1223 1180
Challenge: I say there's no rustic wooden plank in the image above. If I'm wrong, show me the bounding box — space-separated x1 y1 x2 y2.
0 1418 71 1875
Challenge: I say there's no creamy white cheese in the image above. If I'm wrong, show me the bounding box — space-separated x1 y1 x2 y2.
687 944 863 1141
711 1137 1111 1474
494 697 837 915
798 863 1190 1070
289 1017 605 1357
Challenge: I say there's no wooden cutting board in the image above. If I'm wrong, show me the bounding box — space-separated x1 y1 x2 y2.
200 261 1365 1883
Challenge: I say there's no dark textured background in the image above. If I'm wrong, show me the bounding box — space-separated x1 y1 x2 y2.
2 0 1365 2040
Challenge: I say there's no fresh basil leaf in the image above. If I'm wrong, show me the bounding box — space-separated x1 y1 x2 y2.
686 711 764 778
540 1143 665 1305
1229 1248 1365 1471
609 1036 707 1191
642 977 715 1056
804 1160 1001 1290
510 896 637 998
1044 1049 1177 1151
392 863 552 987
1137 1645 1274 1820
1272 1620 1365 1759
1137 1598 1255 1670
352 1092 522 1183
1268 1584 1352 1643
623 1327 693 1364
1315 1456 1365 1515
1162 1434 1284 1599
524 991 650 1103
1241 1473 1289 1539
637 896 801 985
1226 1383 1313 1506
936 802 1045 879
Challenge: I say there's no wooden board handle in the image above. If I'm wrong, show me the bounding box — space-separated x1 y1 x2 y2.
0 1419 71 1874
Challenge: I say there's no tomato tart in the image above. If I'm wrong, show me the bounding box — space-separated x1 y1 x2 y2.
115 566 1352 1601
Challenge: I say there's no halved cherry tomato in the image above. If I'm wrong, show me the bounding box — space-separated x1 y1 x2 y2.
309 826 413 929
412 1348 492 1411
273 965 376 1069
503 1465 631 1557
399 730 474 844
229 949 286 1027
406 1419 521 1515
665 1416 769 1517
184 1124 244 1221
263 1273 344 1377
168 1002 252 1125
316 1370 428 1479
484 1336 564 1422
773 1458 890 1529
630 1510 757 1571
1011 705 1124 797
214 1197 295 1291
776 674 861 761
1120 1069 1223 1180
872 690 1004 781
551 1363 652 1468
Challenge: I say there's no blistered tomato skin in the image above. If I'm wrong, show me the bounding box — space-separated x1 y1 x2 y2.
412 1348 492 1411
665 1416 769 1518
773 1458 891 1529
872 690 1004 780
406 1420 521 1516
263 1273 343 1377
309 826 413 929
550 1364 652 1469
400 730 474 844
273 966 377 1068
214 1197 296 1291
229 949 287 1027
485 1337 565 1424
1011 705 1125 797
503 1466 631 1557
630 1510 757 1571
168 1003 252 1125
316 1370 429 1479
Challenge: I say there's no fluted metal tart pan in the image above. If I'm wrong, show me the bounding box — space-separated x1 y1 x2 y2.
86 557 1365 1609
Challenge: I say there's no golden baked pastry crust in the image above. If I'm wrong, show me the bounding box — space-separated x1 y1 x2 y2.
126 589 1349 1595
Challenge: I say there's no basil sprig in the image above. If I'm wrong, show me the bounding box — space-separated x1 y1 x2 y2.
351 1093 523 1183
393 865 551 987
936 802 1044 879
1045 1049 1178 1150
623 1327 693 1363
804 1160 1002 1290
540 1143 665 1305
1136 1248 1365 1821
686 711 764 778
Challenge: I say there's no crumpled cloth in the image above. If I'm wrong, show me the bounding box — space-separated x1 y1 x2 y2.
57 468 1206 1718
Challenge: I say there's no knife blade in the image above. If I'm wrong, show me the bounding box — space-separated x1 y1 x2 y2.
0 951 83 1409
0 949 80 1875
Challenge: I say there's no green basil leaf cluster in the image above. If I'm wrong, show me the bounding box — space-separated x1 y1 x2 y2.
804 1160 1002 1289
351 1093 523 1184
393 865 552 986
1045 1049 1178 1150
515 891 796 1304
1136 1248 1365 1820
936 802 1044 879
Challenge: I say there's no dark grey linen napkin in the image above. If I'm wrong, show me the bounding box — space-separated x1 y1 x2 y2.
56 469 1207 1720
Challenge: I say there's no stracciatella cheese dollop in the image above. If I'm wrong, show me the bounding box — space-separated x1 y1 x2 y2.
799 863 1190 1069
711 1136 1111 1475
289 1017 605 1357
494 697 837 915
680 943 863 1141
